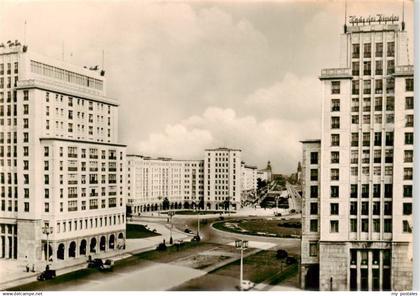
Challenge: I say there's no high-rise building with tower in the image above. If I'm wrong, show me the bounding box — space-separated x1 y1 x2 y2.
301 13 413 291
0 42 127 268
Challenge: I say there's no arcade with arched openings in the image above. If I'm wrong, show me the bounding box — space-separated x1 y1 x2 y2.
47 231 125 262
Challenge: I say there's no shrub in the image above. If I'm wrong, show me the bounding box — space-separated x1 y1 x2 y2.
276 249 288 259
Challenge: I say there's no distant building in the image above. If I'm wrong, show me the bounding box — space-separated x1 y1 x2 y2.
127 147 253 212
0 43 126 266
126 155 203 214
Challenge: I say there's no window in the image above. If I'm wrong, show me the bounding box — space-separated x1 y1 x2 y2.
352 61 359 76
363 61 371 75
351 150 358 164
375 42 383 57
330 220 339 233
405 78 414 92
386 96 394 111
361 202 369 215
24 202 29 212
404 150 413 163
373 150 381 163
310 203 318 215
387 42 394 57
384 219 392 232
361 219 369 232
23 104 29 115
350 184 357 198
362 184 369 198
331 117 340 129
363 114 371 124
364 43 371 58
373 184 381 197
331 151 339 164
352 115 359 124
331 99 340 112
352 44 360 58
403 185 412 198
330 203 339 215
331 81 340 94
310 169 318 181
375 114 382 124
375 79 382 94
403 220 412 233
385 149 393 163
372 219 381 232
405 97 414 109
331 134 340 146
352 80 359 95
351 167 358 176
350 219 357 232
44 203 49 213
375 60 383 75
405 132 413 145
310 219 318 232
363 80 371 94
405 115 414 127
331 169 339 181
309 242 318 257
386 78 394 93
374 97 382 111
374 132 382 146
350 202 357 215
331 185 339 198
373 201 380 215
403 203 412 215
385 132 393 146
351 133 359 146
310 186 318 198
362 133 370 146
384 184 393 198
404 168 413 180
387 59 394 74
384 201 392 215
310 152 318 164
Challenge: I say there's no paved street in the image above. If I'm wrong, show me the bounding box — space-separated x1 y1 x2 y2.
8 212 301 291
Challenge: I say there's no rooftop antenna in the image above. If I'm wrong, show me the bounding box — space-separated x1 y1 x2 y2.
343 0 347 33
401 0 406 31
61 41 64 61
23 20 27 45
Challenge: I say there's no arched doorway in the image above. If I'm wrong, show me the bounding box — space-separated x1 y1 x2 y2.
305 264 320 290
79 239 87 256
68 241 76 258
57 243 65 260
109 234 115 249
207 202 211 210
100 236 106 251
117 233 125 250
184 201 190 209
90 238 97 253
43 243 53 261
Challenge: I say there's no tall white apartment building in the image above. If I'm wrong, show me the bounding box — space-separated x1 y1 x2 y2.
204 148 241 210
240 162 257 193
301 17 413 291
0 42 126 266
126 155 204 214
127 147 244 212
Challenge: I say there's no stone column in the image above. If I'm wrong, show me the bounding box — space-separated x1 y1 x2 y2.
356 250 361 291
5 226 10 258
368 251 372 291
379 249 383 290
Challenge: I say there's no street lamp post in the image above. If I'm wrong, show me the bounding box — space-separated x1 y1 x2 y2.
235 239 249 291
42 225 53 266
196 207 200 238
168 211 174 244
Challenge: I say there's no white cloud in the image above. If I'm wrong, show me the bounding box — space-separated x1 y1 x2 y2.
136 106 320 173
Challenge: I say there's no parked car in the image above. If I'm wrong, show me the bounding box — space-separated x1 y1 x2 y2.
37 269 56 281
240 280 255 291
184 228 192 234
191 235 201 242
156 242 167 251
87 258 114 271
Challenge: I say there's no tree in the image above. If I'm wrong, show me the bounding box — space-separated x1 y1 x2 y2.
257 178 267 190
162 197 170 210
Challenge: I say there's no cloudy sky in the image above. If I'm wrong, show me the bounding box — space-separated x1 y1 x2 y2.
0 0 413 173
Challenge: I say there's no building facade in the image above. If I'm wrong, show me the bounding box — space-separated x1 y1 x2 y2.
0 42 126 267
301 18 413 291
300 140 321 291
127 147 245 212
126 155 204 214
240 162 257 193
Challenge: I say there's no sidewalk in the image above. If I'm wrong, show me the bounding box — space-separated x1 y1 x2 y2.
0 221 190 291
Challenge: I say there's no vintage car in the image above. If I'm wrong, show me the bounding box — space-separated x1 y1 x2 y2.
37 268 56 281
